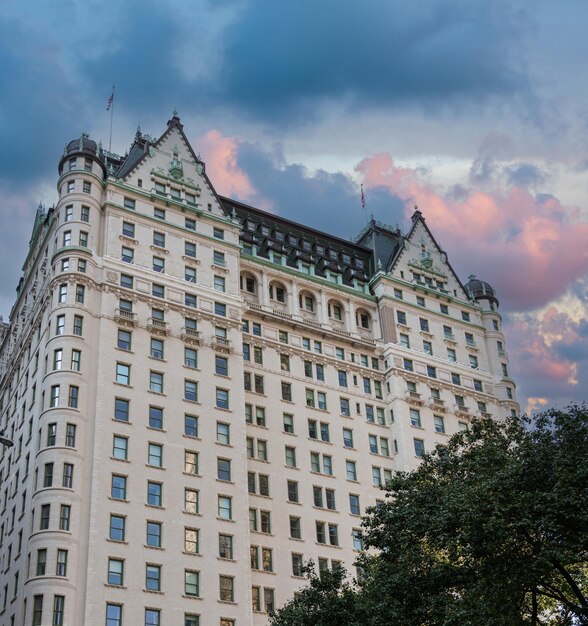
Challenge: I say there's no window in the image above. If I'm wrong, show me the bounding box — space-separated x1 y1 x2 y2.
121 246 134 263
369 434 379 454
185 528 199 554
213 250 225 266
36 549 47 576
43 463 54 487
145 609 160 626
452 372 461 386
116 363 130 386
152 256 165 273
83 181 91 194
56 549 68 576
185 450 198 475
287 480 299 503
62 463 74 488
67 347 81 371
346 460 357 481
219 575 233 602
414 438 425 457
275 381 290 402
434 415 445 433
217 422 230 444
122 221 135 237
340 426 354 448
50 385 60 407
185 216 196 230
185 488 199 514
79 231 88 247
110 515 125 541
185 414 198 437
470 354 479 369
216 388 229 409
58 283 67 303
147 481 162 507
106 605 123 626
146 521 162 547
114 398 129 422
217 458 231 481
68 385 79 408
145 564 161 591
59 505 71 531
423 340 433 355
61 257 70 271
283 413 294 433
214 275 226 292
150 371 164 393
112 435 128 460
213 227 224 239
399 333 410 348
410 408 422 428
153 231 166 248
403 358 413 372
214 302 226 317
40 504 50 529
108 558 124 586
427 365 437 378
215 355 228 377
218 496 232 520
292 553 304 577
116 329 132 351
154 206 166 219
185 293 197 308
47 423 57 446
349 494 361 515
56 314 66 336
148 443 163 467
473 379 483 392
180 241 198 262
285 446 297 468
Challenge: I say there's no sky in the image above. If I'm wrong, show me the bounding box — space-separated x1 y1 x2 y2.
1 0 587 414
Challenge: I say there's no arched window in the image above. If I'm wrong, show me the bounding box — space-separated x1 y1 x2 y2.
269 281 287 303
356 308 371 330
299 291 315 313
327 300 344 321
239 272 257 295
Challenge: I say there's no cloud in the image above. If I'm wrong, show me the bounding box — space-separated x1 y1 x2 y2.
504 303 588 411
356 153 588 311
198 130 257 201
216 1 529 124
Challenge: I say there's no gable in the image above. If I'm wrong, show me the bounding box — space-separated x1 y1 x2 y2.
390 213 468 300
119 119 227 219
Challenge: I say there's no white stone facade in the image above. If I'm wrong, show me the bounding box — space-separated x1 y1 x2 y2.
0 117 519 626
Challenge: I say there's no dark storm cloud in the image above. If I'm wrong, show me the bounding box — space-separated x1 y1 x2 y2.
235 141 406 239
217 0 528 123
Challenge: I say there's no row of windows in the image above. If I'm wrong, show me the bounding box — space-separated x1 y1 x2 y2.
401 357 485 391
33 547 68 577
242 321 381 370
60 179 92 195
61 203 90 223
56 282 86 305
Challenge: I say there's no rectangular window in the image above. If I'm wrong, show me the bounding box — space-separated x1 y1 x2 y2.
59 505 71 531
114 398 129 422
108 558 124 586
185 488 199 514
56 549 68 576
150 371 164 393
185 414 198 437
414 439 425 457
145 564 161 591
218 496 232 520
184 450 198 475
184 527 199 554
216 388 229 409
147 481 162 507
112 435 128 460
148 443 163 467
152 256 165 273
109 514 125 541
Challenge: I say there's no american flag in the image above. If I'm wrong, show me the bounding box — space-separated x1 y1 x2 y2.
361 184 366 209
106 90 114 111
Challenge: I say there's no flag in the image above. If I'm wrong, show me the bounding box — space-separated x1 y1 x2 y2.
106 89 114 111
361 184 366 209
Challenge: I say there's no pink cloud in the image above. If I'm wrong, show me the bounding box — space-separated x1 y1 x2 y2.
198 130 257 202
357 154 588 311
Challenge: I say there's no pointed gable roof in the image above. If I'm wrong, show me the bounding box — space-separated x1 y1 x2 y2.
389 207 470 300
115 113 228 216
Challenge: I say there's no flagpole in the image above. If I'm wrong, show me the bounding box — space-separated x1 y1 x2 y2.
108 85 115 152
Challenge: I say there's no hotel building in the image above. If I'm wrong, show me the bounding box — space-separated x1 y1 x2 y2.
0 115 518 625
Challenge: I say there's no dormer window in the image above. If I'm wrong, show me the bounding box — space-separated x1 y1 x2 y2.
155 182 166 196
261 226 270 236
170 187 181 200
301 240 311 251
274 231 284 241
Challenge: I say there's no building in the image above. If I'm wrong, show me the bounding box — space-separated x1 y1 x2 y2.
0 115 519 626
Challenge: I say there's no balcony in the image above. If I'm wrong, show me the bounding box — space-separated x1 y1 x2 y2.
429 397 446 412
114 308 137 327
405 390 423 407
147 317 170 336
454 404 470 418
443 332 456 343
181 327 201 345
212 336 232 353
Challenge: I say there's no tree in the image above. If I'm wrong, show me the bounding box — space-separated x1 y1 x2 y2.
271 406 588 626
268 562 364 626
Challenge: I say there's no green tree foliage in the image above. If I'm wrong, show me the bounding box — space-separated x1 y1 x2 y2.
270 406 588 626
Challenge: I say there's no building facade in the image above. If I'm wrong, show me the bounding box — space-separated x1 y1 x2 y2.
0 115 519 626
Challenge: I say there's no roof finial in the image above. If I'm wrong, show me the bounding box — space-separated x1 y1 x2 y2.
173 108 179 117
